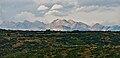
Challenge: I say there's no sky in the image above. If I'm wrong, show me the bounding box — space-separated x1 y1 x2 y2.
0 0 120 25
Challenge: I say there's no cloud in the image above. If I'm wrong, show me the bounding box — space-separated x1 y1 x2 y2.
45 10 61 15
64 7 120 25
79 0 120 6
1 0 120 25
76 5 114 12
37 5 49 11
43 4 65 16
15 12 44 22
33 0 120 7
76 6 99 12
15 11 62 23
51 4 63 10
32 0 77 4
32 0 120 15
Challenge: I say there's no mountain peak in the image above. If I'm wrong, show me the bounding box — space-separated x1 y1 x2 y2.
68 19 75 24
91 23 104 31
24 20 29 22
92 23 102 27
0 19 120 31
94 23 101 25
52 19 68 23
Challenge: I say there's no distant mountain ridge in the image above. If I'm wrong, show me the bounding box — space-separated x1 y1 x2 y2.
0 19 120 31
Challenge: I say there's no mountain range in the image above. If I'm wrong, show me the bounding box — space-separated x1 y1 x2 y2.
0 19 120 31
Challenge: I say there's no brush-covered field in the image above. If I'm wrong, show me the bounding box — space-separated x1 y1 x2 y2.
0 29 120 58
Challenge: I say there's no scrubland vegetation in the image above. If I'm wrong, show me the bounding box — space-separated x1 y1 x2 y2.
0 29 120 58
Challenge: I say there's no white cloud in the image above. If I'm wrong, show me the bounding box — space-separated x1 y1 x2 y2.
76 6 114 12
33 0 120 7
16 12 35 19
64 7 120 25
76 6 99 12
37 5 49 11
15 12 45 22
15 11 61 23
45 10 61 15
51 4 63 10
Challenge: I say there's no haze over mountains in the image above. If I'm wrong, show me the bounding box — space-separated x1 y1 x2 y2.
0 19 120 31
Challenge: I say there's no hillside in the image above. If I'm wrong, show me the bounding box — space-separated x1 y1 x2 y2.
0 29 120 58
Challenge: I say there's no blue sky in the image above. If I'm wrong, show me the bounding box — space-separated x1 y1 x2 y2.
0 0 120 25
